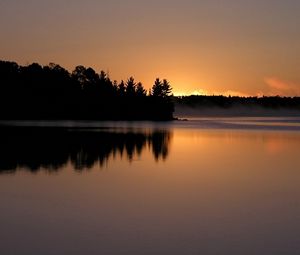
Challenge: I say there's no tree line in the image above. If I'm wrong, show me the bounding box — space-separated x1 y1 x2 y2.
0 60 174 120
175 95 300 110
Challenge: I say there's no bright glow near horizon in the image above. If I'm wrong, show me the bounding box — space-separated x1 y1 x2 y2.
0 0 300 96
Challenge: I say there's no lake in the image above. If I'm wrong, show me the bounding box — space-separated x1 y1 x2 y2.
1 118 300 255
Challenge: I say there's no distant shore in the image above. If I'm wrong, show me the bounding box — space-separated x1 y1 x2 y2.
174 95 300 118
175 105 300 118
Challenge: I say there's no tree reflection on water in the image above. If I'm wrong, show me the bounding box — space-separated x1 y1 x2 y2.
0 127 172 173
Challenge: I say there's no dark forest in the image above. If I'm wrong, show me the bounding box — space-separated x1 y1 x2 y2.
1 60 300 120
0 60 174 120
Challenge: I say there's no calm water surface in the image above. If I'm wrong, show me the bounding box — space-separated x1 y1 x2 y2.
1 118 300 255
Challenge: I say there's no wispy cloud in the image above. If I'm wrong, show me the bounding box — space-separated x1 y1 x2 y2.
263 77 300 97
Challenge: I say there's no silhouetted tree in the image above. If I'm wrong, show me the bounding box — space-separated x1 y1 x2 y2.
148 78 175 120
85 67 99 87
98 70 114 96
126 77 136 96
151 78 163 97
151 78 172 98
118 80 126 97
136 82 146 96
162 79 172 97
113 80 118 93
72 65 88 88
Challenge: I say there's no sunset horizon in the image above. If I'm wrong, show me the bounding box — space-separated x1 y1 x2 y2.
2 58 300 98
1 0 299 97
1 2 300 255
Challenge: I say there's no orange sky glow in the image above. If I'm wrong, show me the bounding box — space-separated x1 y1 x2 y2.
0 0 299 96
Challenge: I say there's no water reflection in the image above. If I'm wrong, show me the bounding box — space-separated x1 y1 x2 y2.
0 127 172 173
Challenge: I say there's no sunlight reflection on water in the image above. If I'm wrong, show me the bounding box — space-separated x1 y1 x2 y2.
0 119 300 255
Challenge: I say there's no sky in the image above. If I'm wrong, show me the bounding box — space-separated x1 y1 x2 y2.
0 0 300 96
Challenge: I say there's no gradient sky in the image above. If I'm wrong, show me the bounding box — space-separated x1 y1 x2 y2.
1 0 299 96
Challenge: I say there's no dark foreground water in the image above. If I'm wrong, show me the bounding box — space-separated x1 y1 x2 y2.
1 118 300 255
